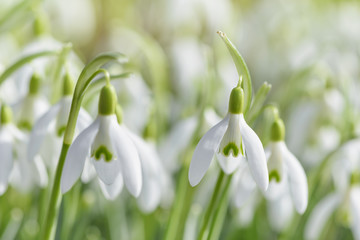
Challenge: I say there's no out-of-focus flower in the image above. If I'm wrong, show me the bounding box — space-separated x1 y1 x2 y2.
265 118 308 214
16 73 49 131
0 104 47 195
61 84 142 198
27 73 92 170
189 83 268 192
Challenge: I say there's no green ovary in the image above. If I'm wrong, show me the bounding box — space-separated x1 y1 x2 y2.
269 170 281 182
223 142 239 157
94 145 113 162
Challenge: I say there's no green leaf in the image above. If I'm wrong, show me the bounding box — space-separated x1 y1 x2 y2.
218 31 252 114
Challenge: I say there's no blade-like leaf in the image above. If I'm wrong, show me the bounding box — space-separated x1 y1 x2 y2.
218 31 252 114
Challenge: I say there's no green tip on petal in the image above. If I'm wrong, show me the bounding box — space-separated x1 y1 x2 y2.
228 85 244 114
62 72 74 96
1 104 13 124
115 104 123 124
270 119 285 142
269 170 281 182
94 146 113 162
350 171 360 185
98 84 117 116
29 73 42 95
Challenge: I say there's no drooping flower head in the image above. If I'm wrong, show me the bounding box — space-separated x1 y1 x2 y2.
265 115 308 215
17 73 49 131
61 83 142 199
189 81 269 191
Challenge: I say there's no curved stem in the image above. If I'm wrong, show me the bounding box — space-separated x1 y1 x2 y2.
0 50 58 86
40 52 127 240
197 171 225 240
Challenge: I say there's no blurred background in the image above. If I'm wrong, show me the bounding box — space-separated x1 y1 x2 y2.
0 0 360 239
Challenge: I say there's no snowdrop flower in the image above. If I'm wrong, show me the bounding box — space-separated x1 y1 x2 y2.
61 84 142 198
188 83 268 192
265 118 308 214
27 73 92 170
0 104 47 195
16 73 49 131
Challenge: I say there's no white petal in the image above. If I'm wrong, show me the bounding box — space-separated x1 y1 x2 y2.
28 103 61 161
304 193 341 240
137 176 162 213
284 145 308 214
189 115 230 186
92 156 121 185
0 134 13 195
60 118 100 194
81 157 96 183
98 174 124 200
350 187 360 240
216 153 243 174
239 114 268 191
233 163 256 207
110 122 142 197
267 194 294 232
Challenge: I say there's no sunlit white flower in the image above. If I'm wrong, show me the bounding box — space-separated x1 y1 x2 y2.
61 84 142 198
28 74 91 169
0 104 47 195
189 84 268 192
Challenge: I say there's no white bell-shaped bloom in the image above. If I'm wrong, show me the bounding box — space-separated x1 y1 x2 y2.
265 141 308 214
28 95 92 169
189 84 268 192
0 105 47 195
61 84 142 198
264 118 308 214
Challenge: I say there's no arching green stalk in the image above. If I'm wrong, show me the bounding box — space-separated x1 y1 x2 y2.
40 52 127 240
0 50 58 86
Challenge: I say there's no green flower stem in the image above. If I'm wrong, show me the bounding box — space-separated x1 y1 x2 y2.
0 50 58 86
197 170 225 240
40 52 127 240
40 143 70 240
207 174 233 240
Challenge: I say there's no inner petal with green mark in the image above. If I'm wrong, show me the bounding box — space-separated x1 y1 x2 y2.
269 170 281 182
93 145 113 162
223 142 239 157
